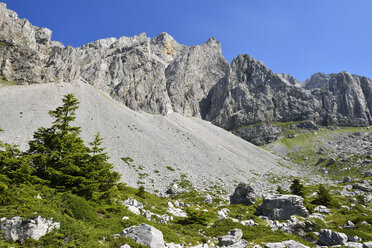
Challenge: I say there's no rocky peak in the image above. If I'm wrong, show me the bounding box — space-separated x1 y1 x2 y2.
0 3 52 49
277 73 302 87
304 72 333 89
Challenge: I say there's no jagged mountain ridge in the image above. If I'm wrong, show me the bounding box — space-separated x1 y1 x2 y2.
1 2 372 146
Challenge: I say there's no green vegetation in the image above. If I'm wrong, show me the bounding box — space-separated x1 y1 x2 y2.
0 41 11 47
0 96 371 247
0 78 16 86
27 94 120 200
290 179 305 197
312 184 333 207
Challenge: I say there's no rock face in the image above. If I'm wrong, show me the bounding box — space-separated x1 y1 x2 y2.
118 223 165 248
317 229 348 246
257 194 309 220
1 3 372 145
203 55 372 141
0 3 227 117
0 216 60 241
230 183 257 205
304 72 333 90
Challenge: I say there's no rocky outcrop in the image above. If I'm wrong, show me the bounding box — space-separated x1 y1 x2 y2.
264 240 309 248
203 55 372 141
117 223 165 248
257 194 309 220
265 216 313 237
304 72 333 90
230 183 257 205
277 73 302 87
218 229 248 248
1 3 372 145
317 229 348 246
0 216 60 241
202 54 322 132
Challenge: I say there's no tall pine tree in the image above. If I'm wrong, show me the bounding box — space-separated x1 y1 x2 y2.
28 94 120 199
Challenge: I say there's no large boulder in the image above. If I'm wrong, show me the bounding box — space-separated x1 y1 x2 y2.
265 240 309 248
117 223 165 248
363 241 372 248
257 194 309 220
218 229 248 248
317 229 348 246
0 216 60 241
230 183 257 206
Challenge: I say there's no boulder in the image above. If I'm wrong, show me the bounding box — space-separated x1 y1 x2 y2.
118 223 165 248
217 208 230 220
317 229 348 246
265 240 309 248
257 194 309 220
218 229 248 248
167 202 187 217
349 236 362 242
325 158 336 166
343 176 352 183
127 206 141 215
0 215 60 241
364 171 372 177
344 220 356 229
166 184 180 195
204 194 213 204
240 219 257 226
123 197 144 209
353 183 372 192
363 241 372 248
314 205 331 214
230 183 257 206
345 242 363 248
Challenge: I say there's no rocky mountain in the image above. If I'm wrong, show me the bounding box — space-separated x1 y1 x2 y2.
1 1 372 147
0 3 228 117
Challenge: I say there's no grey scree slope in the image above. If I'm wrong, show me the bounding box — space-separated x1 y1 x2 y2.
0 81 296 194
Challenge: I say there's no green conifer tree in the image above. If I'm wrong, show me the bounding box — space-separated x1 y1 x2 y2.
312 184 332 207
28 94 120 199
290 179 305 197
85 132 120 199
0 128 39 188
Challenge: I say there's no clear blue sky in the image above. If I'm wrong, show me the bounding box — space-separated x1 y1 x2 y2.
4 0 372 81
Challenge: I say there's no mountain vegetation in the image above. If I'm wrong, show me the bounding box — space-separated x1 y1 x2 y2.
0 94 371 248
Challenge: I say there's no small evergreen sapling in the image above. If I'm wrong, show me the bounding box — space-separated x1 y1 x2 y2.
290 179 305 197
312 184 332 207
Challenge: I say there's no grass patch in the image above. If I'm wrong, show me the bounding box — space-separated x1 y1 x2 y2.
0 78 16 86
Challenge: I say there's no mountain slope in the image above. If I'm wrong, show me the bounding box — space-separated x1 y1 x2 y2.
0 81 309 194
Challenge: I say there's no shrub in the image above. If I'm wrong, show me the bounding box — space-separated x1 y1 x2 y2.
178 208 208 225
290 179 305 197
312 184 333 207
276 186 287 194
136 186 146 198
64 193 97 222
